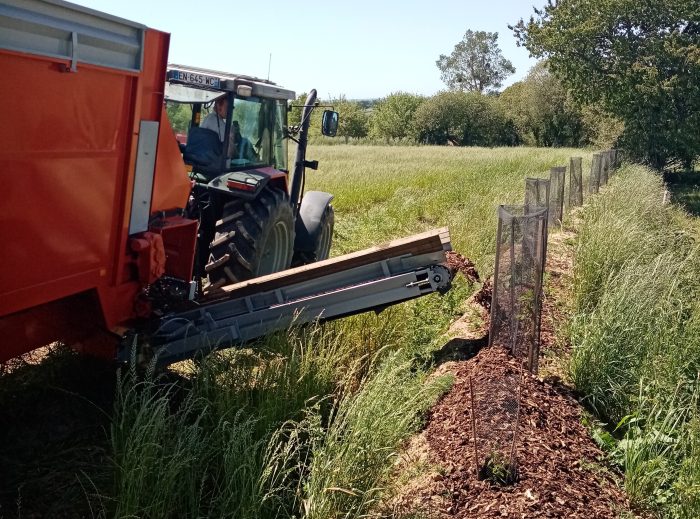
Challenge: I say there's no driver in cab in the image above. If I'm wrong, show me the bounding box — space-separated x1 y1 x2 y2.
200 97 255 162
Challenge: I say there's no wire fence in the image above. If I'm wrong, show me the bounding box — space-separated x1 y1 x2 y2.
524 178 550 261
601 152 610 185
549 167 566 226
489 205 548 372
470 370 521 484
589 153 602 194
524 177 550 213
474 205 548 478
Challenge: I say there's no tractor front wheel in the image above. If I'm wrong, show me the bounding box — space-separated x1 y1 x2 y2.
207 186 295 286
292 204 335 266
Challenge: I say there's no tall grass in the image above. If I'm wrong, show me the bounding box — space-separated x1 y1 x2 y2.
263 354 451 519
110 330 450 518
107 145 584 518
2 146 587 517
568 164 700 516
306 144 590 268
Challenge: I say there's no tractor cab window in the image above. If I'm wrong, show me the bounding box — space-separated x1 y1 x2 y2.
229 96 287 170
273 99 288 171
164 83 289 173
165 102 191 137
164 84 223 152
228 96 263 167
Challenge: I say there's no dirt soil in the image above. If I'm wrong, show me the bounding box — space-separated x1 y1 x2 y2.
386 234 641 518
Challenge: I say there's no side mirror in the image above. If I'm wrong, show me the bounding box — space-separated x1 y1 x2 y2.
321 110 339 137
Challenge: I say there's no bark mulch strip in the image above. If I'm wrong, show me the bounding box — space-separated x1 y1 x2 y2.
422 345 636 518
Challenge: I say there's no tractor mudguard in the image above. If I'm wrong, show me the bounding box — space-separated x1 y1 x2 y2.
294 191 334 252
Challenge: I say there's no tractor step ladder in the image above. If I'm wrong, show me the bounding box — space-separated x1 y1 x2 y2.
123 228 453 365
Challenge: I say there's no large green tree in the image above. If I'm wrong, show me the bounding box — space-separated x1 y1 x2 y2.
333 97 369 143
436 30 515 93
369 93 424 141
512 0 700 169
412 91 515 146
499 62 587 147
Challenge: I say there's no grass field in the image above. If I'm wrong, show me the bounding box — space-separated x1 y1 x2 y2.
307 145 590 266
0 145 591 518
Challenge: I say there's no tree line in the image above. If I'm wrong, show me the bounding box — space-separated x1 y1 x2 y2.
304 0 699 171
302 60 609 150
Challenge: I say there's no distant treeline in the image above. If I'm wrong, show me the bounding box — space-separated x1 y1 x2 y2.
300 62 620 151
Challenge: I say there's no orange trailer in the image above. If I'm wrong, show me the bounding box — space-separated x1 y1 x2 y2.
0 0 192 361
0 0 453 366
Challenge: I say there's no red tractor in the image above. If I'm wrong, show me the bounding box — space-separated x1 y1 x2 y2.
164 65 337 289
0 0 452 365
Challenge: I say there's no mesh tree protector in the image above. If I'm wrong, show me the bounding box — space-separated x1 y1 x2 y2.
600 151 610 185
589 153 602 194
569 157 583 207
489 205 548 373
477 205 548 480
549 167 566 226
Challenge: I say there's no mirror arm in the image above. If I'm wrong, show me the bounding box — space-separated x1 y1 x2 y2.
284 127 300 143
289 103 336 110
297 102 325 131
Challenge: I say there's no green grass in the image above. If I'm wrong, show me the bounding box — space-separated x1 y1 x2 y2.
307 145 590 269
108 324 452 518
1 145 591 518
665 170 700 216
568 164 700 517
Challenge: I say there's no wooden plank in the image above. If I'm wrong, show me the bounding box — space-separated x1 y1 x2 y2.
215 227 450 298
439 230 452 250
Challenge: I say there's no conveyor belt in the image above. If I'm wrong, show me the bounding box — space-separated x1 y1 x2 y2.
121 228 452 365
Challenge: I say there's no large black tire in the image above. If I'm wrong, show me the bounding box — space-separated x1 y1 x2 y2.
207 186 295 286
292 204 334 266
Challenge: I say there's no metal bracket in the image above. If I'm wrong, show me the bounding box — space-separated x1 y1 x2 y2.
118 237 453 365
69 31 78 72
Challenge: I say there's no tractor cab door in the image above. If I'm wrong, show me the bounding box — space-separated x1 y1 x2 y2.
164 84 228 177
229 95 289 172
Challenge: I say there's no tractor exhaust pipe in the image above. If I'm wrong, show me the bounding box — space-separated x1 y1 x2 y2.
290 89 318 215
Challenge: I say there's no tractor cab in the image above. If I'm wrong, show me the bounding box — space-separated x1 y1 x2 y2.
165 64 294 181
164 65 340 287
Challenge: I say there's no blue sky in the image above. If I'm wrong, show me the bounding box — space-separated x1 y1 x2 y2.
80 0 540 99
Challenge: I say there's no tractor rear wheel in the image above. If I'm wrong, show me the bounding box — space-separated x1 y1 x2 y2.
207 186 295 286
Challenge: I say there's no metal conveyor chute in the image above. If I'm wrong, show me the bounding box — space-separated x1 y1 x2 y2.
123 227 453 365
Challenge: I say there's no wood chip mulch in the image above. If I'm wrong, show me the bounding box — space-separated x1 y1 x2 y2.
422 345 638 518
444 251 481 283
388 233 646 518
